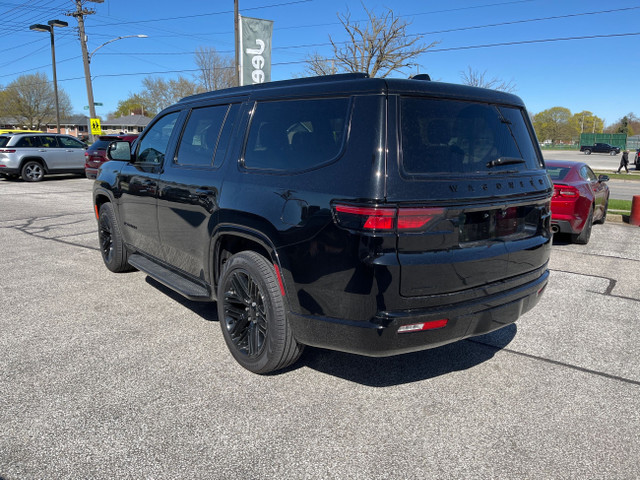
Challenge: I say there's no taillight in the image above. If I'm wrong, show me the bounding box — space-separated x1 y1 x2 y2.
333 204 445 232
553 185 579 198
0 149 16 153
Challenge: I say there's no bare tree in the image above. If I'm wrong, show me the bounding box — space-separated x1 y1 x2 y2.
460 66 517 93
306 4 438 78
0 72 71 128
141 76 204 113
194 46 236 91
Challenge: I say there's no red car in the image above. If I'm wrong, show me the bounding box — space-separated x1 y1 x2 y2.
546 159 609 244
85 135 138 179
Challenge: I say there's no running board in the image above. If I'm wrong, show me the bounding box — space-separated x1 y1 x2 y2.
128 254 212 301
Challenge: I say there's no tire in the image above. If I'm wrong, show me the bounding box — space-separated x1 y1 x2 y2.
98 202 134 273
584 149 591 155
218 251 303 374
21 160 45 182
610 151 616 156
572 208 593 245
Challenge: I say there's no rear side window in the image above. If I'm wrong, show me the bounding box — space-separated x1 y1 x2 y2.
400 98 542 175
176 105 229 167
15 136 41 148
0 136 8 147
244 98 349 171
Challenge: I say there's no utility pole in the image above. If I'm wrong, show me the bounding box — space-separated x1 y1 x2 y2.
67 0 102 142
234 0 240 87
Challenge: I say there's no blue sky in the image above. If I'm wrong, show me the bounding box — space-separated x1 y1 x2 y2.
2 0 638 126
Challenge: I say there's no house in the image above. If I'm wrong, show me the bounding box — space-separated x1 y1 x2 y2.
101 114 151 135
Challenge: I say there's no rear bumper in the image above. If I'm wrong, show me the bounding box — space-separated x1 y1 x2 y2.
0 167 20 175
288 269 548 357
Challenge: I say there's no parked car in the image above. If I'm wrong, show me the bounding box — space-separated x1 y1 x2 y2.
546 159 609 244
85 134 138 179
0 132 87 181
0 129 42 135
94 73 552 374
579 143 620 155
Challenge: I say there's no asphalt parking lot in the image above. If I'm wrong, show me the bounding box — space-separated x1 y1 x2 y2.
1 176 639 479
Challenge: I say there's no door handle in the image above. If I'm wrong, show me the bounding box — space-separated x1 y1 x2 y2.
195 188 215 197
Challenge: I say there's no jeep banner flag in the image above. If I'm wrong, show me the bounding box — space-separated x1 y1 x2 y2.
239 15 273 86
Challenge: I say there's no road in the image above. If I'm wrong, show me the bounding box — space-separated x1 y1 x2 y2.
543 150 640 201
1 176 639 479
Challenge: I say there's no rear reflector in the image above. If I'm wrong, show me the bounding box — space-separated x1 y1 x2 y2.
398 319 448 333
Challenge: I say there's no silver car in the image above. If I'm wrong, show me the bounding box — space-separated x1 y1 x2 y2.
0 133 87 182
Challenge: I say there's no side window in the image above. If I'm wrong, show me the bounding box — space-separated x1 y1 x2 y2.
137 112 180 164
39 136 59 148
243 98 349 171
15 136 41 148
59 136 85 148
581 165 597 182
176 105 229 167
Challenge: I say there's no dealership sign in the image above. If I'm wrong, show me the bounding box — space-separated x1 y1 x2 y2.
239 16 273 86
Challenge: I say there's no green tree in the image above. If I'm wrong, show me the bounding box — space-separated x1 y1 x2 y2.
0 72 71 128
533 107 578 144
570 111 604 135
111 94 156 119
305 3 438 78
606 113 637 136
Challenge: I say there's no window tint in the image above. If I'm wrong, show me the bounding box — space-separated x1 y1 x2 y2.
546 167 570 181
39 136 59 148
0 137 9 148
137 112 180 164
400 98 541 175
176 105 228 167
244 98 349 171
15 136 41 148
59 136 85 148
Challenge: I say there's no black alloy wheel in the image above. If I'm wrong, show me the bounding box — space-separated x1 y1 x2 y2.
218 251 303 374
98 203 134 272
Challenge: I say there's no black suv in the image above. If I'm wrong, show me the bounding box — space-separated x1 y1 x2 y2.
94 73 552 374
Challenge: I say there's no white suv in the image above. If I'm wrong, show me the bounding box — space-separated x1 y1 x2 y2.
0 133 87 182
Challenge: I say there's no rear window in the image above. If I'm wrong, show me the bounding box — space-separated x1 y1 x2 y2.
546 166 571 181
0 136 8 148
243 98 349 171
88 139 113 151
400 98 542 175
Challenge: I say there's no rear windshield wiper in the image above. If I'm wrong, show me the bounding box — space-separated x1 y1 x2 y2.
486 157 526 168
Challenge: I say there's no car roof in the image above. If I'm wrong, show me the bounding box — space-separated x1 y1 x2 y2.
176 73 526 109
545 159 584 169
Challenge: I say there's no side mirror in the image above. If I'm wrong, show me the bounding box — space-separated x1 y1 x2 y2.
598 174 609 182
107 141 132 162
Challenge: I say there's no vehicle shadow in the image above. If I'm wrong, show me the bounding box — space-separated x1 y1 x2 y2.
145 275 517 387
145 277 218 322
296 325 517 387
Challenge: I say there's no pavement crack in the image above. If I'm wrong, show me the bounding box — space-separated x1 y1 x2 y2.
467 338 640 387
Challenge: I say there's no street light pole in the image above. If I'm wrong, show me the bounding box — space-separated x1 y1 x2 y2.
30 20 68 133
